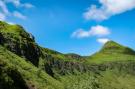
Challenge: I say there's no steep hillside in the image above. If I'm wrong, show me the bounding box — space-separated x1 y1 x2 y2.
0 21 41 66
0 21 84 78
0 21 83 66
0 45 64 89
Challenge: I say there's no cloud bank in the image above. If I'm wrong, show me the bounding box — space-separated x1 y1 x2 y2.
72 25 110 38
0 0 34 21
13 11 26 20
5 0 34 8
97 38 110 44
83 0 135 21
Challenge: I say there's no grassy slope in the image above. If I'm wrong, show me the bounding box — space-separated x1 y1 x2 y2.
85 41 135 64
60 68 135 89
0 21 31 40
0 45 64 89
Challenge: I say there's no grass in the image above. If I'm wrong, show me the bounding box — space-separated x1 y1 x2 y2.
0 45 64 89
97 69 135 89
86 53 135 64
59 68 135 89
0 21 28 36
85 41 135 64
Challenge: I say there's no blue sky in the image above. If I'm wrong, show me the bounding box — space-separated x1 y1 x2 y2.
0 0 135 55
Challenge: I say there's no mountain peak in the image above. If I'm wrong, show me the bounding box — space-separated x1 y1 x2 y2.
100 41 135 55
103 41 122 48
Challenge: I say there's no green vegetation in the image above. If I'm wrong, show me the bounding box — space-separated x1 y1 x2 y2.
59 69 135 89
1 21 135 89
0 21 31 40
86 41 135 64
101 41 135 55
0 21 41 66
0 45 64 89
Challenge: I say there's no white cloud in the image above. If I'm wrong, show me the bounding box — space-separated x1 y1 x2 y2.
83 5 108 21
0 0 34 21
83 0 135 21
72 28 90 38
13 11 26 20
90 25 110 36
0 13 6 20
23 3 34 8
0 1 9 14
72 25 110 38
4 0 34 8
6 0 20 7
97 38 110 44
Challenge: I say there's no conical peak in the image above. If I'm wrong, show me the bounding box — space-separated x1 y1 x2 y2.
100 41 135 55
103 41 123 49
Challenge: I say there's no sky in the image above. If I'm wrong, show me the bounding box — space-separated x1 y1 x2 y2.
0 0 135 55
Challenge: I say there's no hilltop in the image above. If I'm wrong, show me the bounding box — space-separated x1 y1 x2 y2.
101 41 135 55
86 41 135 64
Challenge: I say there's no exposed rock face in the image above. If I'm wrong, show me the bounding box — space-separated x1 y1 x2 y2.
64 53 84 60
0 22 41 66
44 54 135 76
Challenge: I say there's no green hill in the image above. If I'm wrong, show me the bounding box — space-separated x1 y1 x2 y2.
1 21 135 89
101 41 135 55
86 41 135 64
